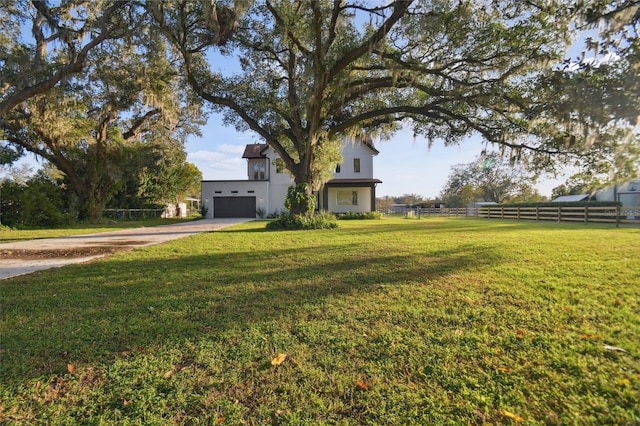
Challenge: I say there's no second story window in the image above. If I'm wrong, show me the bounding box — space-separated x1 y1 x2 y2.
275 158 285 174
353 158 361 173
335 163 341 173
253 162 265 180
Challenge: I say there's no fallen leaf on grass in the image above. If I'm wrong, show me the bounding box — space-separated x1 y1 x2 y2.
603 344 627 353
581 334 601 340
271 353 287 366
163 370 175 379
502 410 523 422
67 363 76 374
214 417 226 424
356 379 369 391
497 367 512 373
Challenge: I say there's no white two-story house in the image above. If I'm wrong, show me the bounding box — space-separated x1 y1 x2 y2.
201 138 382 218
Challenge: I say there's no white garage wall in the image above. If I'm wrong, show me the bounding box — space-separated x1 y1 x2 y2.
201 181 269 218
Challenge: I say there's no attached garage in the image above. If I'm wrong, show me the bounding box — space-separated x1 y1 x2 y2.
213 196 256 218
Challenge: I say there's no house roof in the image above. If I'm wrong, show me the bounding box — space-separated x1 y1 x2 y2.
242 143 269 159
551 194 590 202
361 137 379 155
326 178 382 185
242 137 379 159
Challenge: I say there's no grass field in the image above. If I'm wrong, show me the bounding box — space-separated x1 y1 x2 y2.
1 218 638 424
0 218 196 243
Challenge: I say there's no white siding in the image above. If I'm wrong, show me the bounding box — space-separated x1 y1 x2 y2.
326 187 372 213
333 141 375 179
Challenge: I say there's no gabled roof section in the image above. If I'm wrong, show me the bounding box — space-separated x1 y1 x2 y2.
361 137 379 155
551 194 590 202
242 143 269 159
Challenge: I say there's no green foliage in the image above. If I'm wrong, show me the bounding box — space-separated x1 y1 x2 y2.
266 212 337 230
2 2 206 221
0 177 70 228
284 183 316 216
337 211 383 220
439 152 539 207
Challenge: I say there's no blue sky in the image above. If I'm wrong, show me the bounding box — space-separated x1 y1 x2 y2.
186 117 566 200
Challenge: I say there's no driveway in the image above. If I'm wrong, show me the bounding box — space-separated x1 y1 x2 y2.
0 218 252 280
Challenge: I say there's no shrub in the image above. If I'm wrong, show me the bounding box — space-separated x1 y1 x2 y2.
266 212 337 230
336 211 383 220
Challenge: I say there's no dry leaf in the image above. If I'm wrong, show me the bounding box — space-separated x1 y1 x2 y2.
356 379 369 391
502 410 523 422
497 367 512 373
271 353 287 366
67 363 76 374
214 417 226 424
618 378 631 387
163 370 175 379
581 334 601 340
603 344 627 353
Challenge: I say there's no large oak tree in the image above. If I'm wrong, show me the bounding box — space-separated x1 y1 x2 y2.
2 1 205 220
151 0 586 214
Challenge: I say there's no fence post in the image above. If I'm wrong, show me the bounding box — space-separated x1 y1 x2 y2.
557 206 561 223
616 205 620 228
536 206 539 222
584 206 588 225
517 207 521 220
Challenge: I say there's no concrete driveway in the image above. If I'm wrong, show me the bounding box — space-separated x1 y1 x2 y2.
0 218 252 280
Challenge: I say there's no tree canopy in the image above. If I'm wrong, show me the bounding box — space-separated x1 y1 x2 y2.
1 1 205 220
2 0 638 220
151 0 633 213
439 153 543 207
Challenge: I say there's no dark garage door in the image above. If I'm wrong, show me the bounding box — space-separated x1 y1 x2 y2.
213 196 256 218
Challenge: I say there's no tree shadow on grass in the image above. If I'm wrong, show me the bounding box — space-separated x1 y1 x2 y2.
0 236 502 388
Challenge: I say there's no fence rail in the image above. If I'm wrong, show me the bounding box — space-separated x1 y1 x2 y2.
103 209 164 220
392 205 640 227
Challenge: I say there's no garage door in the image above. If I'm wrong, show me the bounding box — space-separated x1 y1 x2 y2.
213 197 256 218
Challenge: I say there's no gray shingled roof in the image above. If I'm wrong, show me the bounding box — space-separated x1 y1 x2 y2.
242 143 269 159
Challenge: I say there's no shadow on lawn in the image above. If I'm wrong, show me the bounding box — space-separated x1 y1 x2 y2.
1 235 502 387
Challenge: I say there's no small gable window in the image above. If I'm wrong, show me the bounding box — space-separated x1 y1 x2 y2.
353 158 361 173
335 164 341 173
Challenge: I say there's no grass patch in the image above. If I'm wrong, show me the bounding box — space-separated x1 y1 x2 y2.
1 218 639 424
0 218 196 243
336 211 383 220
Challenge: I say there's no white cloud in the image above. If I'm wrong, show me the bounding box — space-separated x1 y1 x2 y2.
187 149 247 180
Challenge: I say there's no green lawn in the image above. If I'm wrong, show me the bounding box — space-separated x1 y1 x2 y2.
0 218 196 243
1 218 638 424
